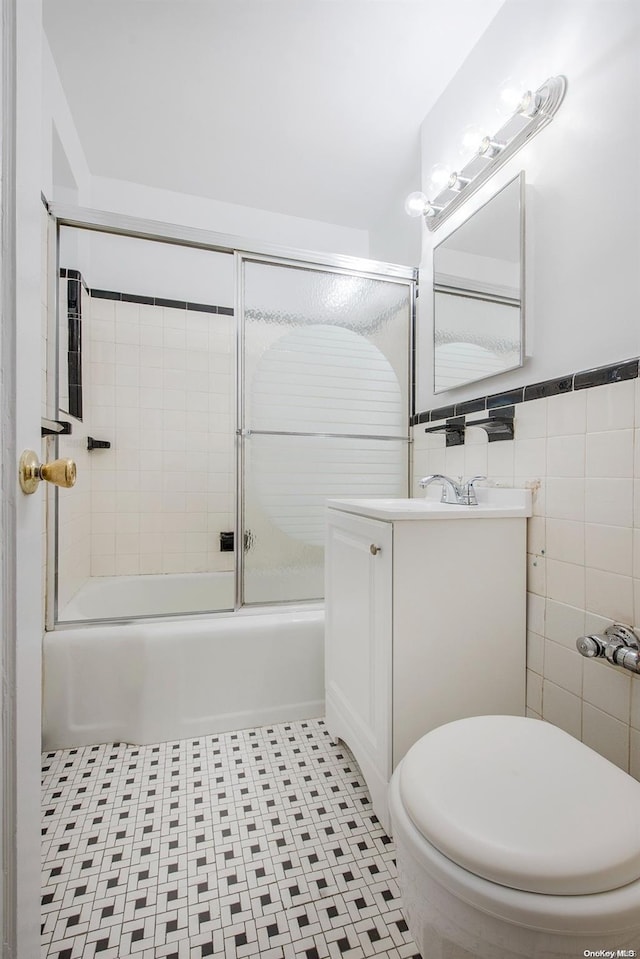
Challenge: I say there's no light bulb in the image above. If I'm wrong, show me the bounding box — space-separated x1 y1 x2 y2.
461 126 484 155
497 75 530 119
517 90 541 117
404 191 429 218
428 164 450 194
500 85 524 112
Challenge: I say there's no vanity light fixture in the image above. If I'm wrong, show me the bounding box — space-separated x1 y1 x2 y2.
406 75 566 231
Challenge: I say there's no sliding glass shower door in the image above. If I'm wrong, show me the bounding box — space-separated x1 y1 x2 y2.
239 256 412 605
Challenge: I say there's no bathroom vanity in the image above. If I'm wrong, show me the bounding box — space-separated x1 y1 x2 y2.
324 489 532 831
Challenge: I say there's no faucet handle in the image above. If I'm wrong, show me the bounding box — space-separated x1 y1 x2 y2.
461 475 487 506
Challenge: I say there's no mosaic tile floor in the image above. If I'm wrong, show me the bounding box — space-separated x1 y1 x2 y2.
42 719 422 959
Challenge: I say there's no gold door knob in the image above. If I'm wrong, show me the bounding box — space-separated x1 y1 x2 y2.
19 450 77 494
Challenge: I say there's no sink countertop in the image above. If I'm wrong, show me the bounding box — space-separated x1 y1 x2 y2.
326 488 532 521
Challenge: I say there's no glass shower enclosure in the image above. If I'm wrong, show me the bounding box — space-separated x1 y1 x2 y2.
49 217 414 625
240 255 411 605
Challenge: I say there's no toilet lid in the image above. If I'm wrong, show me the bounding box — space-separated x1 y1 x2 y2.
398 716 640 895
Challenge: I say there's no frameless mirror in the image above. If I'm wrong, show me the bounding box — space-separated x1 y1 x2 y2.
433 173 524 393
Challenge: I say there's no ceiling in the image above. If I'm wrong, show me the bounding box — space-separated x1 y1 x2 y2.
44 1 505 234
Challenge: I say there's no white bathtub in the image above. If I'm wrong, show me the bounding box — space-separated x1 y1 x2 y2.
58 568 324 621
59 571 236 621
43 604 325 750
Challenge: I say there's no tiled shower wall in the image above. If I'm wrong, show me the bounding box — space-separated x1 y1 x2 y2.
42 215 92 614
86 295 235 577
412 376 640 778
57 277 92 610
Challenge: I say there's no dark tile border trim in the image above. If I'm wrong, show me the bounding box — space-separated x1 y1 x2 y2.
59 271 233 315
91 288 233 316
411 358 640 427
574 359 638 390
59 267 90 294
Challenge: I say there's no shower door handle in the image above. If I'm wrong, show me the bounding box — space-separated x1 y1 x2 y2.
19 450 77 494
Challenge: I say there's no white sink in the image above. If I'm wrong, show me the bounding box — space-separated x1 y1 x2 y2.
326 487 532 521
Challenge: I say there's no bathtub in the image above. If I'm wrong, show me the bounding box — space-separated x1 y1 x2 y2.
43 600 325 750
58 569 324 621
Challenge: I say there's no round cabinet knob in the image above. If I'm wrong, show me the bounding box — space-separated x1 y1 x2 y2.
19 450 77 494
370 544 381 555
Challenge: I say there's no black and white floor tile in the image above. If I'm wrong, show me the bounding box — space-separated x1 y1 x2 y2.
42 719 422 959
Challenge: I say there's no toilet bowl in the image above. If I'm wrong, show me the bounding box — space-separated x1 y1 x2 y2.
389 715 640 959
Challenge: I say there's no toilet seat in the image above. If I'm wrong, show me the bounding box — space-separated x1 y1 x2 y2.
397 716 640 896
389 767 640 937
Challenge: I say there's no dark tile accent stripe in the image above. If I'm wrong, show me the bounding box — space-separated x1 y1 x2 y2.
523 376 573 401
489 405 514 419
122 293 154 306
430 404 455 422
487 387 524 409
62 272 232 314
89 287 233 315
413 357 640 432
574 359 639 390
155 297 188 310
59 268 89 293
187 301 218 314
454 397 486 416
91 288 120 301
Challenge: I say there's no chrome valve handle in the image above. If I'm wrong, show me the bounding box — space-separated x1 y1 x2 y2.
576 624 640 674
576 635 604 658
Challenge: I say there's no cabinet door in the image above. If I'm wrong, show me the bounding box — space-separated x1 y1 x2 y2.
325 510 392 783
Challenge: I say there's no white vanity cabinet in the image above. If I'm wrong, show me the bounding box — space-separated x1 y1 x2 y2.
325 493 531 831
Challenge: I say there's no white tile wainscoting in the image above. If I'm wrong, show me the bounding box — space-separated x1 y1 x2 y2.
412 376 640 777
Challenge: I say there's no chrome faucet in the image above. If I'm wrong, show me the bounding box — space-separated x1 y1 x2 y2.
419 474 486 506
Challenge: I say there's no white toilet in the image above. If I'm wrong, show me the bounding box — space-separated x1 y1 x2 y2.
389 715 640 959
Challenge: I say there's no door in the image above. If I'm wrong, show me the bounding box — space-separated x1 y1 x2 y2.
1 0 44 952
52 227 237 624
239 254 411 606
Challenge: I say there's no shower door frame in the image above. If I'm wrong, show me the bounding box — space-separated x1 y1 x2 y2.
46 204 417 628
235 250 416 609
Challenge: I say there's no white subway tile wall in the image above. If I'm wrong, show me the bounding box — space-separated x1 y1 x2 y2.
86 297 235 578
413 378 640 777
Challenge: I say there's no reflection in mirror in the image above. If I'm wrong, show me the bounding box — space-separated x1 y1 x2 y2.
433 173 524 393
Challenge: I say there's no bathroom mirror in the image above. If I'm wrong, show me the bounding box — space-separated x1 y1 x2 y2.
433 173 524 393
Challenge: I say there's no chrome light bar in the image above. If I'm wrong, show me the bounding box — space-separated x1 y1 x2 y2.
406 76 567 232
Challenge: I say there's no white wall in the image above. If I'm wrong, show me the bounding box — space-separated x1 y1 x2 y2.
90 176 371 259
42 37 91 204
59 229 235 316
42 35 371 261
413 0 640 775
415 0 640 411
